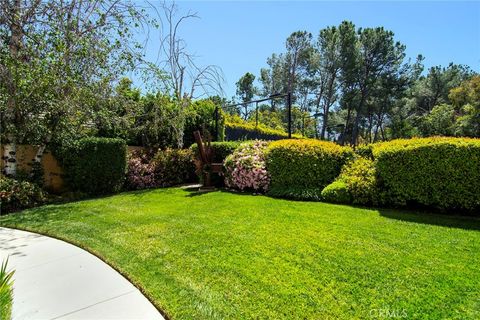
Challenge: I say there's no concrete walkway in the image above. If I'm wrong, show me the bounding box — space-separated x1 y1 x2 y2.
0 227 164 320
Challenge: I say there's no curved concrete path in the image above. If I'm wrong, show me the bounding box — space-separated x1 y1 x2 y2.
0 227 164 320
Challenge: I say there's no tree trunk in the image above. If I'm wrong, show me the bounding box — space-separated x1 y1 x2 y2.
350 110 362 146
321 73 337 140
2 135 17 177
321 111 329 140
340 104 352 146
380 125 386 141
351 88 367 146
3 0 23 177
34 144 47 163
373 123 380 142
366 114 374 143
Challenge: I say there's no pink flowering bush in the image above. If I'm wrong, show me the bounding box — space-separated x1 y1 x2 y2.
125 151 156 190
224 140 270 192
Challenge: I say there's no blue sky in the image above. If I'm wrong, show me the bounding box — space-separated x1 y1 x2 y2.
134 1 480 98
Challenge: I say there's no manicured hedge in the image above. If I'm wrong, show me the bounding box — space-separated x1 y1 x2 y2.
321 157 378 205
320 180 351 204
63 137 127 195
225 122 303 141
266 139 354 200
372 137 480 212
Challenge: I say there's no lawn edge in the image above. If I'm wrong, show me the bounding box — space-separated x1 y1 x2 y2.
0 225 171 320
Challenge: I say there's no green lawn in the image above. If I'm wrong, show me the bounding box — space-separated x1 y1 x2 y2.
1 188 479 319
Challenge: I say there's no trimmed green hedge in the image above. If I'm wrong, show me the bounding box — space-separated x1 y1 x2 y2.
63 137 127 195
225 122 303 141
373 137 480 212
320 180 351 204
266 139 354 200
321 157 378 205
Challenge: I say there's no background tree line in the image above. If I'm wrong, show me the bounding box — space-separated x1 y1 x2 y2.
1 1 478 178
234 21 479 145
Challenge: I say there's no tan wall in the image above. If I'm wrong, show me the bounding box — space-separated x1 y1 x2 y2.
1 145 64 193
1 145 143 193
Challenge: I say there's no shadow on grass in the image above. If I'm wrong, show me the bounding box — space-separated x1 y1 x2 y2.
184 187 262 198
0 203 77 226
185 188 218 197
378 207 480 231
183 187 480 231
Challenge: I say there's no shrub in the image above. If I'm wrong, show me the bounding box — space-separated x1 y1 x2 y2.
225 121 304 141
125 149 196 190
151 148 196 187
125 151 156 190
63 137 127 195
322 157 378 205
320 180 351 204
266 139 354 200
355 144 374 160
0 176 46 214
190 141 243 163
225 122 288 141
224 140 270 192
372 137 480 212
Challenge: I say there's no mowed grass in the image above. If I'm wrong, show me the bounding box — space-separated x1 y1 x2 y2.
1 188 480 319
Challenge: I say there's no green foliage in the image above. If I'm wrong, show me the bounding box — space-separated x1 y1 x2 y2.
324 157 378 205
0 258 14 320
0 176 46 214
419 104 456 136
320 180 351 204
62 137 127 195
321 157 378 205
391 64 475 140
190 141 243 163
151 149 196 187
266 139 354 200
339 158 378 205
0 2 148 157
354 144 374 160
132 94 187 148
30 161 45 188
236 72 257 104
373 137 480 212
183 99 222 147
249 109 285 131
449 75 480 137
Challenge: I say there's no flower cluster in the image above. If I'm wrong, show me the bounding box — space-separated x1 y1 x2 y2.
125 151 156 190
0 176 46 214
224 140 270 192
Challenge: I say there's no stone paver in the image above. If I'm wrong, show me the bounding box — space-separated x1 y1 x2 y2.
0 227 164 320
